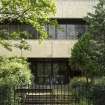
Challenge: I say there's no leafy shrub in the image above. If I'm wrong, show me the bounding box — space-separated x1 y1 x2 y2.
0 57 32 105
70 77 105 105
70 77 89 88
70 77 93 105
95 77 105 86
0 85 16 105
92 86 105 105
0 57 32 86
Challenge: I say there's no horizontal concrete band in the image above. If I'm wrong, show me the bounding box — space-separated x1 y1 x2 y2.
0 40 77 58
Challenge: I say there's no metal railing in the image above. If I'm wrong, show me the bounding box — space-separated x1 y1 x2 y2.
1 81 105 105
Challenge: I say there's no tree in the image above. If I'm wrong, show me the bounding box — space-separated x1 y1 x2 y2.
71 0 105 83
0 57 32 105
0 0 56 80
86 0 105 41
0 0 56 83
0 0 56 104
86 0 105 75
15 39 30 57
0 0 56 39
0 0 56 52
71 33 99 83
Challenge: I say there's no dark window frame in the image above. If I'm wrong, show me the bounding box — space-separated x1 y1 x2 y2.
47 19 87 40
0 19 87 40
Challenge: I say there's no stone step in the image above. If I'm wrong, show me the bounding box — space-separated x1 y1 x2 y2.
23 94 79 105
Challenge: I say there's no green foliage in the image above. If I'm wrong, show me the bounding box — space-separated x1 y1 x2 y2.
70 77 89 88
71 33 92 69
0 0 56 40
0 1 56 104
0 57 32 86
0 0 56 50
15 39 30 50
10 31 32 39
15 39 31 56
86 0 105 41
77 85 105 105
0 39 12 51
94 76 105 86
85 0 105 75
71 33 100 77
0 85 20 105
70 77 93 105
71 0 105 78
0 57 32 105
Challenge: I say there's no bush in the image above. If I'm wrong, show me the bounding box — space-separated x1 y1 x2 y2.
0 85 15 105
95 77 105 86
70 77 105 105
70 77 93 105
70 77 89 88
0 57 32 86
0 57 32 105
92 86 105 105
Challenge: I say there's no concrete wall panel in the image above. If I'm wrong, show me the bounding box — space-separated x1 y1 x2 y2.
54 0 97 18
0 40 77 58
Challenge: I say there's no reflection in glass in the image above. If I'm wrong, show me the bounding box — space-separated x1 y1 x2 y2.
75 25 86 38
45 63 51 76
37 63 43 76
48 25 56 39
67 24 76 39
57 25 66 39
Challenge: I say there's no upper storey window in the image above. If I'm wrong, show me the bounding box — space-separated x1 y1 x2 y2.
0 19 87 40
49 25 56 39
57 25 67 39
0 24 38 39
47 19 87 39
67 24 76 39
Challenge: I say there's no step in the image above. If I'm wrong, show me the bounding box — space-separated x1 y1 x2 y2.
23 94 79 104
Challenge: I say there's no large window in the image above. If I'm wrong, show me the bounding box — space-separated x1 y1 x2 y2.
0 24 38 39
47 23 87 39
30 59 69 85
0 19 87 39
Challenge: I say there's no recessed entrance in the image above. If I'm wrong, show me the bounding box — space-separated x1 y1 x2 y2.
29 58 70 85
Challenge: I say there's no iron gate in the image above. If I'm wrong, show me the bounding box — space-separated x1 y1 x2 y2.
15 58 79 105
16 76 79 105
0 58 80 105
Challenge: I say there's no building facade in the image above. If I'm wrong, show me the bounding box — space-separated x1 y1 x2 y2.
0 0 97 84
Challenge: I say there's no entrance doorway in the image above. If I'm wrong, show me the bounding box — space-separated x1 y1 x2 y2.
29 58 70 85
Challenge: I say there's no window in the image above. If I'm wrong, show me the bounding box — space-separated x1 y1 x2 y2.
37 63 44 76
48 25 56 39
30 60 69 85
0 19 87 40
67 24 77 39
57 24 67 39
47 22 87 39
0 24 38 39
75 24 86 38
